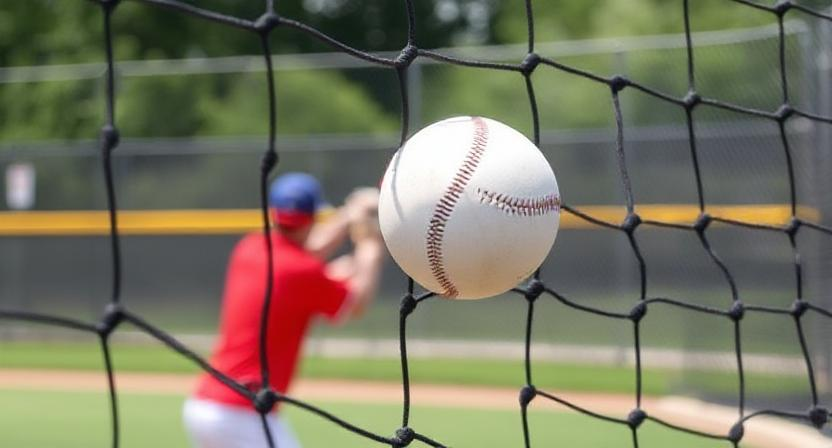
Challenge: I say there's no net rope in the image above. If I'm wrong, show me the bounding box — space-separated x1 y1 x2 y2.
1 0 831 447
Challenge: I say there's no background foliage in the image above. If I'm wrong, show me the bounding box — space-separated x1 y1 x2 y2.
0 0 811 141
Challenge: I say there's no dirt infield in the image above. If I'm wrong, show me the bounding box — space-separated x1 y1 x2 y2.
0 368 637 413
0 369 827 448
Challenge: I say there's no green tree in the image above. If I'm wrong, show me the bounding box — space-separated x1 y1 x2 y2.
494 0 774 44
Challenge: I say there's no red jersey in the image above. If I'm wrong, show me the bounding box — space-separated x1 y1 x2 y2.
194 231 350 410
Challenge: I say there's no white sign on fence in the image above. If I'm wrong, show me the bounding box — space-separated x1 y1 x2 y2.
5 162 36 210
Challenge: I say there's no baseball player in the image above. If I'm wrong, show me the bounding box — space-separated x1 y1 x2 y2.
183 172 384 448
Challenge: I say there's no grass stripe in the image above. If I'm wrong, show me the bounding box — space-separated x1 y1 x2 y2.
0 342 808 397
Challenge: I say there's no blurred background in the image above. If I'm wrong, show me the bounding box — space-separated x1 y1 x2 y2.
0 0 831 446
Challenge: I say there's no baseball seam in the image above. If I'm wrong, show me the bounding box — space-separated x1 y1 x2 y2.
476 188 561 216
425 117 489 298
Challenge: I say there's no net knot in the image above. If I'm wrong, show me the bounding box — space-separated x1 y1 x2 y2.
99 124 120 153
609 75 629 93
621 213 641 233
520 53 541 76
728 422 744 443
395 45 418 69
253 388 278 414
683 90 701 110
627 409 647 429
519 385 537 407
524 279 545 302
790 299 809 318
727 301 745 322
808 406 828 429
254 12 280 34
400 294 417 317
629 302 647 323
97 303 125 337
784 217 801 237
774 0 792 16
392 427 415 447
775 104 794 123
693 213 711 233
261 150 278 174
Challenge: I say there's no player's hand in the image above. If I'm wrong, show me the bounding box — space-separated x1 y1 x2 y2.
346 187 379 221
350 214 382 243
346 188 381 243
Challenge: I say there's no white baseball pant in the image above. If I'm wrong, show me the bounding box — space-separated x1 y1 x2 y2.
183 398 301 448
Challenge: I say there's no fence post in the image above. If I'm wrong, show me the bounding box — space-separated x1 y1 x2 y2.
810 13 832 398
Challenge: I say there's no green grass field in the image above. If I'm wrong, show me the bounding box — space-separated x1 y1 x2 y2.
0 341 812 447
0 293 818 446
0 388 738 448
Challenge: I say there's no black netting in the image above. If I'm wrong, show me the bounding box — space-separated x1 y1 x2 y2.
1 0 831 447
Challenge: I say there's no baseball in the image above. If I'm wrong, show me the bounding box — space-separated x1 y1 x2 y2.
379 116 560 300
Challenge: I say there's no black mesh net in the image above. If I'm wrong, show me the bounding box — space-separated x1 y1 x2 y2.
1 0 831 447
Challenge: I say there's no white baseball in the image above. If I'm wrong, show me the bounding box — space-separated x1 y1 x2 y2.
379 116 560 300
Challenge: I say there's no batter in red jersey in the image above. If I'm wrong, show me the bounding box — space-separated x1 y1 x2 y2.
184 173 384 448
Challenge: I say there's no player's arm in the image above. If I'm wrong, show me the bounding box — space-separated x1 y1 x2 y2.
325 191 384 319
305 205 351 260
343 234 384 318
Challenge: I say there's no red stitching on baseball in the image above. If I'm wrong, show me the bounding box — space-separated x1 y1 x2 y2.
476 188 560 216
425 117 489 298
